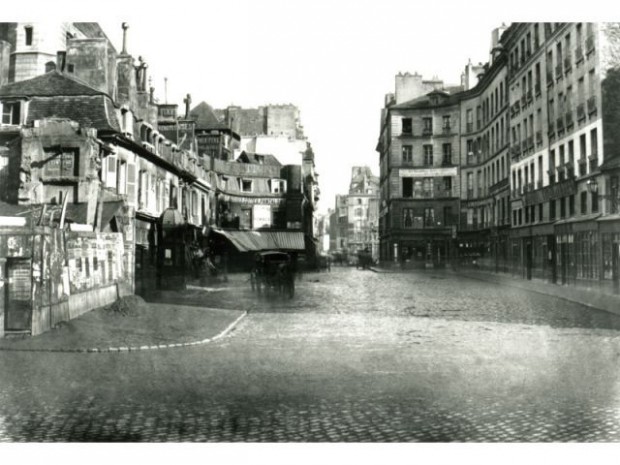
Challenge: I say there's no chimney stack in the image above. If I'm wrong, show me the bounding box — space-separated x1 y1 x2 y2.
56 51 66 72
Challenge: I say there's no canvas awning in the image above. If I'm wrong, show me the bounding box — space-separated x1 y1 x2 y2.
212 229 305 252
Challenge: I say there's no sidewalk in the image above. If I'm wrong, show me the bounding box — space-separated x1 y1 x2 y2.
371 265 620 316
0 295 246 353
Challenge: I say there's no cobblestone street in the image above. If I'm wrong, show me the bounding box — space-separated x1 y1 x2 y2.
2 267 620 442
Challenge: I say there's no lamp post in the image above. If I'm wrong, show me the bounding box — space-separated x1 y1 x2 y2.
587 178 620 213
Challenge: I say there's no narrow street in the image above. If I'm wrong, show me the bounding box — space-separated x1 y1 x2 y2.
1 267 620 442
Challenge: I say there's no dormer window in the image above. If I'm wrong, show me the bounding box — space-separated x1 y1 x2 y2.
255 155 264 164
1 101 22 126
270 179 287 193
24 26 33 46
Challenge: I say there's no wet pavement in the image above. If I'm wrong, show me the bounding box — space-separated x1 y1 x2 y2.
2 267 620 442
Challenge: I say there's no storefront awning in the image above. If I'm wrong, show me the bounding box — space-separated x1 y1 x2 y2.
212 229 305 252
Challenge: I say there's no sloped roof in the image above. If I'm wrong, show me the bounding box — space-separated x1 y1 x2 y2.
0 71 106 98
190 101 229 130
237 151 282 166
391 88 462 110
26 95 120 132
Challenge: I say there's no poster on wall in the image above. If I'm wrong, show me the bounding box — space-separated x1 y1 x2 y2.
252 204 271 229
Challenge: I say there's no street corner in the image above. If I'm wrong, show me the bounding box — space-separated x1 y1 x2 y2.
0 295 247 354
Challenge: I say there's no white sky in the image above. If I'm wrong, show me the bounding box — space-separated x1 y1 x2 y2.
7 0 619 217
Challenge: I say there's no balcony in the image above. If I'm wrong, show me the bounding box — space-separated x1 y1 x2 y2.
575 46 584 64
521 95 527 108
527 135 534 150
511 101 521 116
556 116 565 133
441 157 453 166
442 125 452 135
587 96 597 114
526 90 533 103
589 152 598 172
511 145 521 158
577 102 586 121
555 64 563 81
467 188 474 199
536 130 543 146
521 140 529 152
576 159 586 177
466 122 473 133
586 35 595 54
565 110 573 128
400 130 413 137
564 56 572 74
422 128 433 136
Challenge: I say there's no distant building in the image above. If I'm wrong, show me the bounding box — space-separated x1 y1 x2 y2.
331 166 379 261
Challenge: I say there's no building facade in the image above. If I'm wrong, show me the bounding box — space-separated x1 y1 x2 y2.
377 22 620 292
377 87 462 267
504 22 620 289
331 167 380 261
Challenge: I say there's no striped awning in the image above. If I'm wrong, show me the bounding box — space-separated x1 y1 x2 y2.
212 229 305 252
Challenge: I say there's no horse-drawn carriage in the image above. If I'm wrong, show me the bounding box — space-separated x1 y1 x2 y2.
250 251 295 298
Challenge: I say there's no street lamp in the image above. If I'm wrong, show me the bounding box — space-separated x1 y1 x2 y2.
587 178 620 213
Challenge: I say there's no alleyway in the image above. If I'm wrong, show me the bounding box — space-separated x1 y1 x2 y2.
2 267 620 441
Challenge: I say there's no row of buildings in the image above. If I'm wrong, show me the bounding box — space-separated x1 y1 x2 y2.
377 22 620 292
0 22 320 337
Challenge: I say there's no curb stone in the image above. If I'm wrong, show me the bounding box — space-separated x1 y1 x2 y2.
0 311 248 354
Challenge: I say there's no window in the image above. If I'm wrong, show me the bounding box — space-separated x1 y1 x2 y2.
402 177 413 198
424 207 435 227
443 176 452 192
581 191 588 214
403 208 414 228
591 128 598 156
127 163 136 203
241 180 252 192
355 207 363 217
560 197 566 218
24 26 33 46
442 115 451 132
592 190 599 213
270 179 287 193
538 203 543 222
569 194 575 215
221 176 228 191
402 145 413 163
67 64 74 73
423 145 433 166
423 178 434 197
44 148 78 177
550 199 556 219
1 102 21 125
423 117 433 135
402 118 412 134
442 144 452 165
443 206 453 225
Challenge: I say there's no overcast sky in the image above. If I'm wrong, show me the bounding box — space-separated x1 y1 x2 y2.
11 0 612 215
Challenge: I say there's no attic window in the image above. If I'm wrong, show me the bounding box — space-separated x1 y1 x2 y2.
255 155 264 164
1 101 21 125
24 26 33 46
67 64 75 73
241 180 253 192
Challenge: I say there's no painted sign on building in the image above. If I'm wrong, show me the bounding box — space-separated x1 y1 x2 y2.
252 204 271 229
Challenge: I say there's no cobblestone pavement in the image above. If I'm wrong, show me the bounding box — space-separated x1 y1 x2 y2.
2 267 620 442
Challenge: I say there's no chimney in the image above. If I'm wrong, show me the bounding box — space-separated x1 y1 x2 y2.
56 51 66 72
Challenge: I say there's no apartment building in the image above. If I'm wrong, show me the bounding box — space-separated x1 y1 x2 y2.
504 23 620 288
